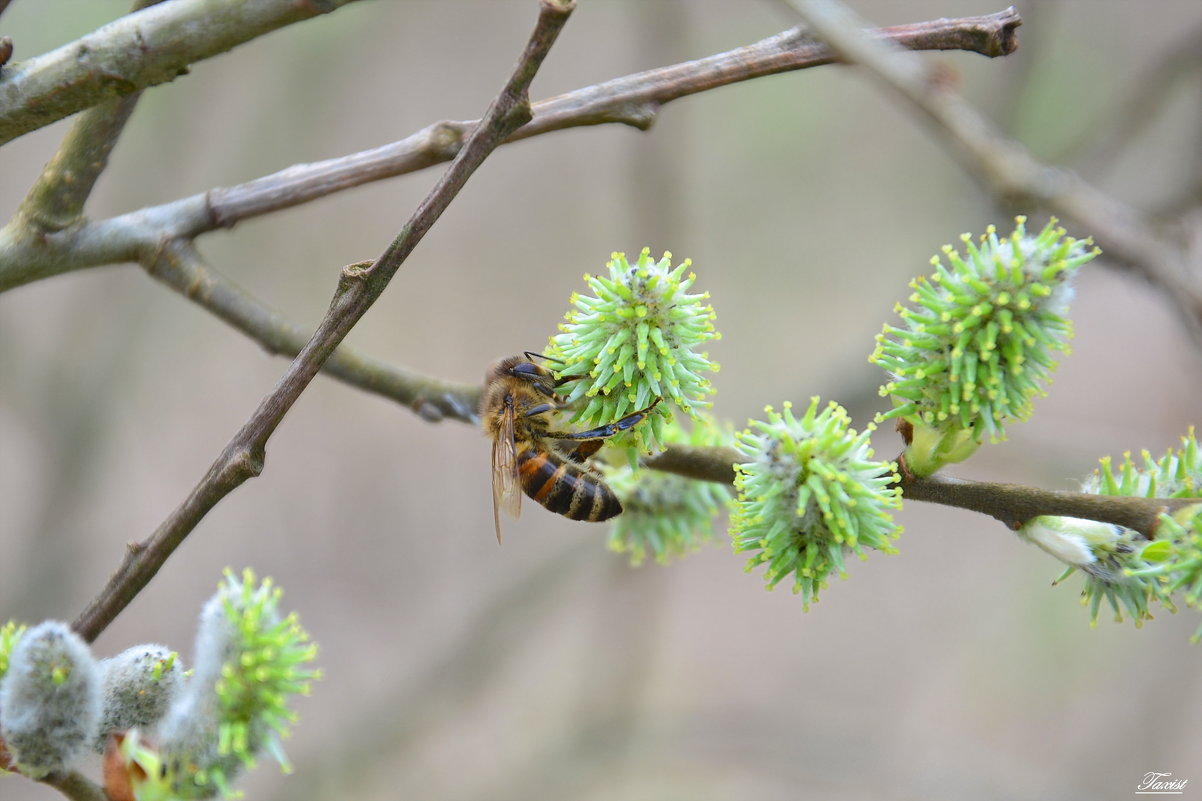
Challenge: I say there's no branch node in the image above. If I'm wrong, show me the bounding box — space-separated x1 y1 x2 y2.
0 37 13 69
414 398 445 423
336 259 373 295
623 100 660 131
505 101 534 132
429 121 468 159
227 445 265 481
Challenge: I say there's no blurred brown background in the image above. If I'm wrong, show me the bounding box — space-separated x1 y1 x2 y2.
2 1 1200 799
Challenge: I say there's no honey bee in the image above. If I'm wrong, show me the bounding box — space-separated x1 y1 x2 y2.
481 353 659 541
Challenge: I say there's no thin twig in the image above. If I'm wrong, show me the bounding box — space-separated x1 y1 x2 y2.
204 7 1020 228
1054 21 1202 174
148 239 480 423
0 0 365 146
897 468 1198 539
0 8 1022 293
642 443 1197 539
787 0 1202 341
71 0 577 644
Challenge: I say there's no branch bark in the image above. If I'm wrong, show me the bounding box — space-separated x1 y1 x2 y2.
71 0 577 644
148 235 481 424
0 0 363 145
0 8 1021 293
787 0 1202 341
643 443 1197 540
15 0 164 233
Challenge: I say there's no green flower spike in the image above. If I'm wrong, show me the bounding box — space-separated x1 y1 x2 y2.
1030 429 1202 632
731 398 903 609
1135 505 1202 641
0 621 26 681
548 248 720 453
1021 515 1157 627
139 568 320 800
606 415 733 566
1091 429 1202 637
871 217 1099 477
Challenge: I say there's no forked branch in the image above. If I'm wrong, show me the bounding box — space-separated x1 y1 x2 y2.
71 0 577 644
0 8 1021 292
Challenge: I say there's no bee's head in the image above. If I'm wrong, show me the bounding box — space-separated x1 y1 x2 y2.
485 355 557 395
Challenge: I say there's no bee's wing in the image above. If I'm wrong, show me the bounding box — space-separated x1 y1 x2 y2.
491 403 522 542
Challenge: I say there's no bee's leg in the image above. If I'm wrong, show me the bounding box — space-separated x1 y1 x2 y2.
565 439 605 464
544 399 661 449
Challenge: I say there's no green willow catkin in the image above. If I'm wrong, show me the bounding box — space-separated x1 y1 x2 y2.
871 217 1099 476
731 398 902 609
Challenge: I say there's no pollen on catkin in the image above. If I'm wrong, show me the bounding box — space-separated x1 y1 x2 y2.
730 398 902 609
547 248 720 452
871 217 1099 476
0 621 102 779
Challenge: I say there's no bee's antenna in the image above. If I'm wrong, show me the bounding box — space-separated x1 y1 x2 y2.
523 351 564 365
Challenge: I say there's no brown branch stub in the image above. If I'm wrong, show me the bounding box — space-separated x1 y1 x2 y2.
874 6 1020 59
0 36 13 69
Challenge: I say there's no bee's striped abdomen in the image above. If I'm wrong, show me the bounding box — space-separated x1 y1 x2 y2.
517 448 622 522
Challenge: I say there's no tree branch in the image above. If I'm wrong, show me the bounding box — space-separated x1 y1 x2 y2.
787 0 1202 341
148 238 481 424
0 0 363 146
0 8 1022 293
15 0 163 233
899 468 1198 539
71 0 576 644
151 227 1196 542
177 6 1024 230
1053 20 1202 175
644 442 1197 540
